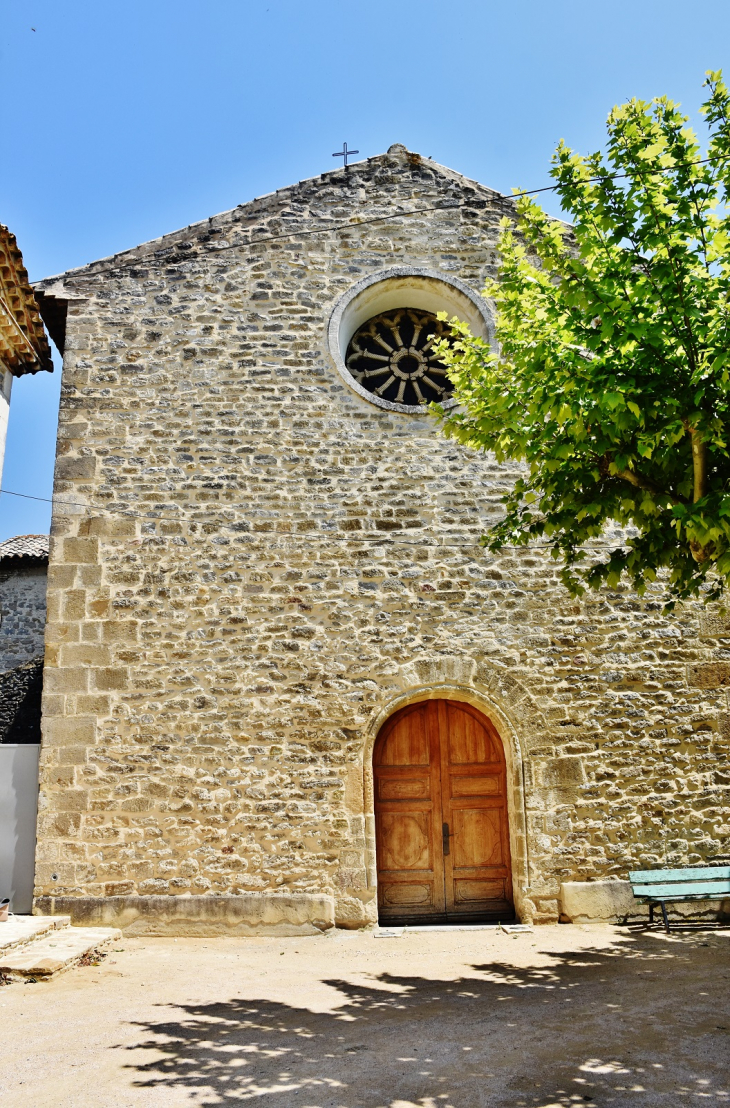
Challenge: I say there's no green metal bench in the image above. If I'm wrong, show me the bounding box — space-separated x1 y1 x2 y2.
629 866 730 933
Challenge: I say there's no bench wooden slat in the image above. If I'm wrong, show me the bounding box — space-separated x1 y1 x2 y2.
629 866 730 884
632 881 730 900
627 864 730 932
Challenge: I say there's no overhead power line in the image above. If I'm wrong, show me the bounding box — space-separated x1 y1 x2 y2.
9 153 719 552
0 486 631 552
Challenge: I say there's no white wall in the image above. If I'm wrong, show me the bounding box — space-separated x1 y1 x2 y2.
0 369 12 488
0 744 39 913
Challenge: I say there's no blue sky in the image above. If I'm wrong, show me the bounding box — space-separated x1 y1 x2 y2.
2 0 729 539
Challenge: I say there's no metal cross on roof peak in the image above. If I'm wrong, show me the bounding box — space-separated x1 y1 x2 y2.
332 142 359 168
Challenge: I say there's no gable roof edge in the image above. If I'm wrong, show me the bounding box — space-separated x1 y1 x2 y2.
33 149 517 291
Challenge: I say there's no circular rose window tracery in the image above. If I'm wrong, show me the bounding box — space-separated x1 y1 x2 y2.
345 308 453 407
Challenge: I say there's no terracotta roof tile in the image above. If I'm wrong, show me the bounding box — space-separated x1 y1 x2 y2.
0 533 49 561
0 226 53 376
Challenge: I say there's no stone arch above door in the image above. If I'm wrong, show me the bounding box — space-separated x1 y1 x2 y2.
362 679 532 925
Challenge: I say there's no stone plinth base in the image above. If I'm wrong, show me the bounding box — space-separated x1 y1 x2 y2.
560 880 730 924
33 893 336 936
559 880 637 922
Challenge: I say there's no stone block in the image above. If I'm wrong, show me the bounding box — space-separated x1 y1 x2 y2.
43 716 96 745
560 880 637 922
688 663 730 688
62 590 87 621
699 612 730 638
60 643 111 667
63 537 99 565
45 621 80 644
80 619 102 642
55 789 90 813
85 517 137 538
101 620 139 643
93 667 128 690
542 756 586 787
55 456 96 480
33 893 337 936
334 895 378 929
75 694 111 714
42 666 89 693
57 746 89 765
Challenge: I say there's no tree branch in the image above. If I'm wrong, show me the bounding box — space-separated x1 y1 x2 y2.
606 460 688 505
689 426 708 501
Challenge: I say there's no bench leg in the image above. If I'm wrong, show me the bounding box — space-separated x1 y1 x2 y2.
649 903 653 926
660 901 670 934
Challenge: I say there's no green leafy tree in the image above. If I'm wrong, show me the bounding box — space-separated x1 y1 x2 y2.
436 72 730 606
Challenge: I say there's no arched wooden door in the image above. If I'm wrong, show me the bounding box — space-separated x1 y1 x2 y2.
374 699 513 924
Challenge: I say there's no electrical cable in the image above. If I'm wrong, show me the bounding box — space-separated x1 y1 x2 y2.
12 151 715 548
0 486 630 551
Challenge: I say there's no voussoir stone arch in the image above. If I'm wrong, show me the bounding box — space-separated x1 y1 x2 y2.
327 266 496 413
360 655 546 924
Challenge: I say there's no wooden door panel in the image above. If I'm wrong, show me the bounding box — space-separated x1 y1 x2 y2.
446 705 498 764
380 880 439 910
439 700 513 919
374 702 445 920
377 811 433 871
449 774 500 797
377 776 431 801
377 704 430 766
375 699 513 923
453 878 507 904
452 807 504 868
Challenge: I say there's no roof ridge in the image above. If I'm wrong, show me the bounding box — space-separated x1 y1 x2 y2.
0 533 50 560
33 148 511 289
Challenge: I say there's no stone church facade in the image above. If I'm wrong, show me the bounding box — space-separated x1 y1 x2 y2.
31 145 730 932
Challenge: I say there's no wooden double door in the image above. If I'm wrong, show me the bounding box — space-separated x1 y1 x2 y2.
374 700 513 924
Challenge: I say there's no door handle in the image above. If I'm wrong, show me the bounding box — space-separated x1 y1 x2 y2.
442 822 452 856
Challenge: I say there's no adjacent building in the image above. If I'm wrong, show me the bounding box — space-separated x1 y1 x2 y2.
0 223 53 480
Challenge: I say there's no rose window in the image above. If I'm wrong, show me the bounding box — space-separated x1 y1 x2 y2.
345 308 453 407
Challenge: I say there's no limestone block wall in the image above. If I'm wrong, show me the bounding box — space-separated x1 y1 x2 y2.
33 148 730 926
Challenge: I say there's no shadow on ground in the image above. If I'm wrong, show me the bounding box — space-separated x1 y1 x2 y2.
123 931 730 1107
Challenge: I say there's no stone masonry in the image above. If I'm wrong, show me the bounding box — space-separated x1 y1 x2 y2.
32 145 730 930
0 535 48 744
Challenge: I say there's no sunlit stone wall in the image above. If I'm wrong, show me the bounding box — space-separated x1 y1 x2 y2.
33 145 730 928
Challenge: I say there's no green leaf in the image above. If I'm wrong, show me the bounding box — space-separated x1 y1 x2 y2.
433 72 730 604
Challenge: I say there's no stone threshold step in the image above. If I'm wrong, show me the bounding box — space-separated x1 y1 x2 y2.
0 926 121 980
374 923 534 937
0 914 72 956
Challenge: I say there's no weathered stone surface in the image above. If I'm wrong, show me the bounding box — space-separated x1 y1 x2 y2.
0 556 47 743
0 913 71 956
0 563 47 672
35 894 335 935
560 880 637 922
0 923 120 979
334 894 378 929
0 656 43 743
688 662 730 688
30 147 730 926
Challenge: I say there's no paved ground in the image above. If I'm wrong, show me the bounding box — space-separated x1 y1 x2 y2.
1 923 728 1107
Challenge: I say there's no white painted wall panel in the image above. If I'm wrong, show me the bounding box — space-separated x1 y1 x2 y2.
0 744 39 913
